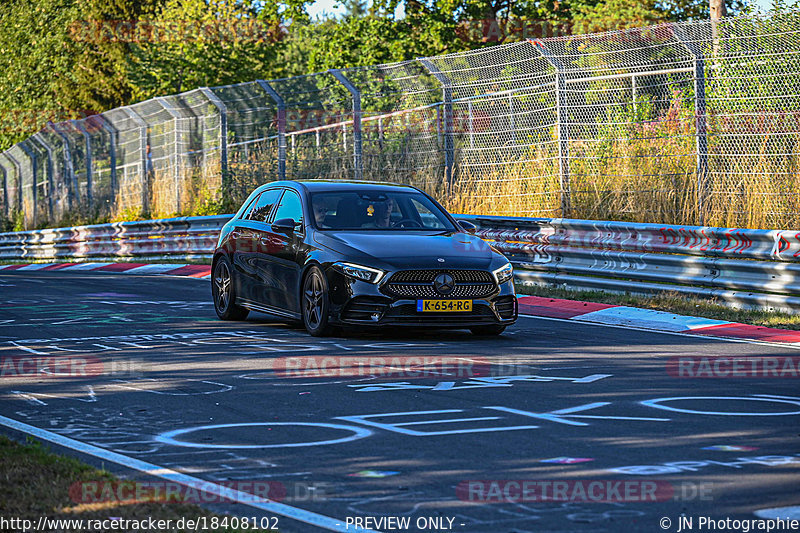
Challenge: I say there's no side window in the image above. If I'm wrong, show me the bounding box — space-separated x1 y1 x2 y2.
272 190 304 227
246 189 282 223
409 198 447 229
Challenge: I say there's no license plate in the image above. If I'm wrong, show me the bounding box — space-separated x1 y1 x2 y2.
417 300 473 312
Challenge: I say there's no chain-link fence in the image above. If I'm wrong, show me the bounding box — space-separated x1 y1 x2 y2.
2 14 800 230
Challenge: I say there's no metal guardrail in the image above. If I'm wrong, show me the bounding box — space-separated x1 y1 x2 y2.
2 214 799 313
459 215 800 313
0 215 230 262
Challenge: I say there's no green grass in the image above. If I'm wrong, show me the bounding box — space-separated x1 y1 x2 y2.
517 283 800 330
0 436 277 532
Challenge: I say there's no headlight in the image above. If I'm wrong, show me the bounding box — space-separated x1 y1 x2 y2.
493 262 514 284
335 262 386 284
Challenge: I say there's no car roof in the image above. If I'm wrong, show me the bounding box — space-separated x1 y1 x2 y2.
256 180 420 194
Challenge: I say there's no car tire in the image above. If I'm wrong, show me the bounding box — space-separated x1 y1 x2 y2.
470 324 506 336
212 256 250 321
302 265 333 337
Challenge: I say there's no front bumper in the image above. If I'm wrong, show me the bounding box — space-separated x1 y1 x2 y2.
326 266 518 328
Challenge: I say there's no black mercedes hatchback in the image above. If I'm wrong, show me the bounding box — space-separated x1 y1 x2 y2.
211 180 518 336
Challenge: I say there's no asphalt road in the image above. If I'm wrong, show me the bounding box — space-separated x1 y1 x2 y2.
1 271 799 533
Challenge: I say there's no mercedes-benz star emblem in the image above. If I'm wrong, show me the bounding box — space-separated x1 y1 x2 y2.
433 273 455 295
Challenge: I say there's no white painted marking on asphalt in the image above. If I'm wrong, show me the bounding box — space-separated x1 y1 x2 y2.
155 422 373 449
755 506 800 520
9 391 48 405
8 341 49 355
641 396 800 416
0 414 379 532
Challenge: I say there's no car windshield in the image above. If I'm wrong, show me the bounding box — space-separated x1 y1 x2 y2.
310 190 456 231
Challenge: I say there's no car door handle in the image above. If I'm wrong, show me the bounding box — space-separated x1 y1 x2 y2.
260 237 272 246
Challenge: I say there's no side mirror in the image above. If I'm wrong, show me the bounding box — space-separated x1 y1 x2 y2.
457 220 477 234
272 217 298 235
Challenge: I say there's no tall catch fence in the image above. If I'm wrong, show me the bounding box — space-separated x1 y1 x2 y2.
2 14 800 231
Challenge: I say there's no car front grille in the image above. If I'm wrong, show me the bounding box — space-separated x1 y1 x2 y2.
382 269 496 299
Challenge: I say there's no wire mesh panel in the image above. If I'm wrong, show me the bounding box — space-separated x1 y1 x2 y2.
342 61 444 194
52 121 91 219
209 81 279 205
0 152 20 219
130 98 180 216
77 114 114 220
40 124 73 223
170 89 224 210
0 161 6 218
540 25 698 223
8 144 36 227
103 107 146 217
269 73 354 181
707 16 800 228
423 42 559 215
20 138 49 225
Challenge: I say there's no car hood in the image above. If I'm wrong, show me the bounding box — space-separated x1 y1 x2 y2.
313 230 500 270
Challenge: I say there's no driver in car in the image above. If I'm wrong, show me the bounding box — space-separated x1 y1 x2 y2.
364 198 394 228
314 199 331 228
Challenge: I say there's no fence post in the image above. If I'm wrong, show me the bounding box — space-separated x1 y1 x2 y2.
72 120 93 211
32 133 55 222
531 39 571 217
156 97 182 212
199 87 228 188
49 123 77 212
257 80 286 180
418 58 454 190
672 24 710 225
122 107 149 213
17 142 38 227
329 69 363 180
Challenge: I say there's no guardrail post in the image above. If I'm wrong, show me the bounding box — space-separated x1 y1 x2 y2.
17 142 38 226
257 80 286 180
531 40 571 217
672 25 710 225
418 58 454 190
122 107 149 213
49 122 77 212
328 69 363 180
199 87 229 187
156 97 183 212
72 120 93 211
32 133 55 222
